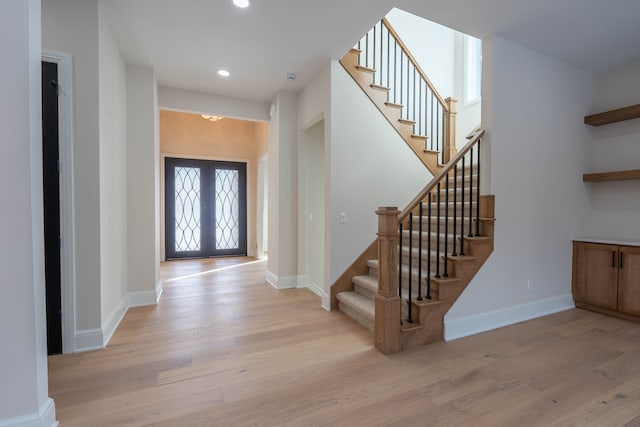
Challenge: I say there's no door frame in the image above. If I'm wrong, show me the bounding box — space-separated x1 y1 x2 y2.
42 50 76 354
160 153 251 261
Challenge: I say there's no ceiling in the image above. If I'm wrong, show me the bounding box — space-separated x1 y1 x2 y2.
101 0 640 103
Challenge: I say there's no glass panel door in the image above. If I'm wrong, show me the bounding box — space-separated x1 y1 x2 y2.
165 158 247 259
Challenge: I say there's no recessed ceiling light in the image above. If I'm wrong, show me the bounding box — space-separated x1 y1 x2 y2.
217 69 230 77
233 0 250 8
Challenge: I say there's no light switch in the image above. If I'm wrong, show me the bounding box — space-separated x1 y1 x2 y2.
306 212 313 222
339 212 347 224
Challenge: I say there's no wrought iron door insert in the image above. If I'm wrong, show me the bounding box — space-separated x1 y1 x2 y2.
165 158 247 259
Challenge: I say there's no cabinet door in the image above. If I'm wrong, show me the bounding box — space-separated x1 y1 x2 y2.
574 242 618 309
617 245 640 315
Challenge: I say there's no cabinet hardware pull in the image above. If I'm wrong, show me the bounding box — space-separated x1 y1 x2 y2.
620 251 624 269
612 250 616 268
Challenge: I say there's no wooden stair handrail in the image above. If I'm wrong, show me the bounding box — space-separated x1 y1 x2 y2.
381 18 449 112
398 129 485 222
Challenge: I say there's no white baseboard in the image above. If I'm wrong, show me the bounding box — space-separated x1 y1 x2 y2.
128 288 162 307
75 286 164 352
321 294 331 311
102 295 129 347
265 271 299 289
444 294 575 341
74 328 103 352
0 397 57 427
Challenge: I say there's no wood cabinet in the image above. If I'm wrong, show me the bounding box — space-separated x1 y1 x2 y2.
573 241 640 320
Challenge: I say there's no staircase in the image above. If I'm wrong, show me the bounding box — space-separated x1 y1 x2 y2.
332 17 495 354
339 18 458 176
335 154 495 352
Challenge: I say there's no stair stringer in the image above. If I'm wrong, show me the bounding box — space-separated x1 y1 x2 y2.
339 49 442 176
400 236 494 350
399 195 495 350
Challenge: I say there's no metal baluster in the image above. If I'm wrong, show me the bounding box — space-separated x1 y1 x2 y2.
372 24 376 84
379 21 383 87
408 212 413 323
427 193 432 299
468 149 474 237
460 156 466 256
443 174 449 278
475 140 481 236
406 56 410 120
365 31 369 68
430 93 434 151
435 182 441 278
419 80 423 137
386 25 390 89
452 164 458 256
418 202 423 301
393 37 397 104
399 222 403 300
400 51 403 107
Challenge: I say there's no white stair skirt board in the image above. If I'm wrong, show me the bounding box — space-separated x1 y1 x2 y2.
444 294 575 341
0 398 57 427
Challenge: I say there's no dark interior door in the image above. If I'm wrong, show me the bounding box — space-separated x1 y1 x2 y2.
165 158 247 259
42 61 62 355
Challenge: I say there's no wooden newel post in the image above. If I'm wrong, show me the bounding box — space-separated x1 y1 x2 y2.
443 97 458 164
375 207 401 354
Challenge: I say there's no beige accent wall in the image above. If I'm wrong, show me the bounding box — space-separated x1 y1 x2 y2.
160 110 268 258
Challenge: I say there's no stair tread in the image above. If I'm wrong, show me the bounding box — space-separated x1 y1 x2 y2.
370 83 391 92
336 291 375 318
353 274 377 291
349 48 362 55
355 65 376 74
398 118 415 125
412 134 428 140
385 101 404 109
401 322 424 332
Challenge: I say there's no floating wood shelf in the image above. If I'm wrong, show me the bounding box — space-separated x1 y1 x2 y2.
583 169 640 182
584 104 640 126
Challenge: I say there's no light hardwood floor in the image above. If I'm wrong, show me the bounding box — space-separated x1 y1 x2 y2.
49 257 640 426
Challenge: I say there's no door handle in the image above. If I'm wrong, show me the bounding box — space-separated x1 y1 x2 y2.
620 251 624 269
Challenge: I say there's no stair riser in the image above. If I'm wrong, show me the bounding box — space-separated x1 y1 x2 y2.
338 302 374 331
354 282 377 301
402 234 474 250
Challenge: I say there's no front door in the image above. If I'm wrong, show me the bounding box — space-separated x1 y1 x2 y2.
165 158 247 259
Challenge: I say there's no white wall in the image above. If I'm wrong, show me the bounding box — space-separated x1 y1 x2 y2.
329 61 431 284
126 65 162 305
98 6 129 340
42 0 103 345
266 92 299 288
158 86 270 122
0 0 56 425
445 36 595 340
588 60 640 241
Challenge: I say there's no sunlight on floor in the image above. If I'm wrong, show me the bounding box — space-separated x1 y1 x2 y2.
162 258 266 283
